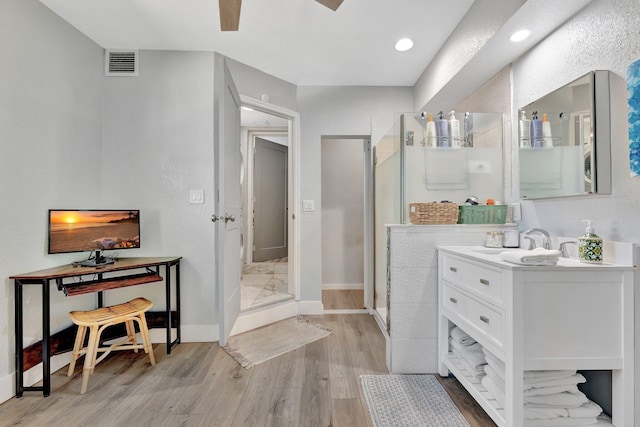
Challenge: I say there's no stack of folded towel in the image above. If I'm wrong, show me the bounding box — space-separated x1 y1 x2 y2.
448 326 487 379
481 348 603 426
499 247 562 266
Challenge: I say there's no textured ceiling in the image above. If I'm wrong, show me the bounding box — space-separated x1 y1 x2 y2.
38 0 474 86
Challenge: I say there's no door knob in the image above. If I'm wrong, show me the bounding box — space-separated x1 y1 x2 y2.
211 214 222 223
224 213 236 223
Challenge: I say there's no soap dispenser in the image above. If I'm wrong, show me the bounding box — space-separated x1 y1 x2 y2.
578 219 603 263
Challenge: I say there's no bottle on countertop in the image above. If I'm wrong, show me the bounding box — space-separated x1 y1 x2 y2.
578 219 603 263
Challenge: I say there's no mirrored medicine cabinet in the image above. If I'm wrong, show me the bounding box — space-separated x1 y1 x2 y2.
518 70 612 199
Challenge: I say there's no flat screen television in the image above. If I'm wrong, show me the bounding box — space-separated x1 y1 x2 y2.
48 209 140 267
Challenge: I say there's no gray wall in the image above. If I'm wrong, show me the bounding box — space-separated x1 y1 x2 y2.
0 0 105 401
102 50 217 332
297 86 414 301
321 138 365 287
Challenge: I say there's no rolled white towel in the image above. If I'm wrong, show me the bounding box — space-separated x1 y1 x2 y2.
500 247 561 266
450 326 477 346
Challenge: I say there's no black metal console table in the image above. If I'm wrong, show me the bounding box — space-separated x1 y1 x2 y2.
10 256 181 397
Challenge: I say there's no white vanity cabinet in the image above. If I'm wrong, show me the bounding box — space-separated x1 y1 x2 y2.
437 246 634 427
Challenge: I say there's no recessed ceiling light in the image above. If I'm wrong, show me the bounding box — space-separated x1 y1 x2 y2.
509 29 531 43
395 38 414 52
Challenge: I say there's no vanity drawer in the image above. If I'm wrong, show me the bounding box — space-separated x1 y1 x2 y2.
441 255 503 306
443 284 504 350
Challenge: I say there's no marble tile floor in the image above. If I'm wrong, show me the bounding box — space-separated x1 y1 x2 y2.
241 258 292 311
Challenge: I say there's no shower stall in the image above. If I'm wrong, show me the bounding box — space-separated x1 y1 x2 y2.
373 111 505 335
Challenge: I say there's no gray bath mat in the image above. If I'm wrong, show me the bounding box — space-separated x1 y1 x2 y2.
360 374 470 427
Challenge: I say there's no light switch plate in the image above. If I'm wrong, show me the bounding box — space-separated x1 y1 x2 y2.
189 189 204 204
303 200 315 212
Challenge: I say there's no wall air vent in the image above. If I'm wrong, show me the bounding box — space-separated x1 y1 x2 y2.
105 49 138 76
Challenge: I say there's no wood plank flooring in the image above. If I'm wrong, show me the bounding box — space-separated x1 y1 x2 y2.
322 289 364 310
0 314 495 427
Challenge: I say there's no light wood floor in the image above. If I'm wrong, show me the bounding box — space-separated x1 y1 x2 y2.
0 314 495 427
322 289 365 310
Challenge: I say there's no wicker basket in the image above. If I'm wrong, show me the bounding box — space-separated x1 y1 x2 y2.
408 202 459 224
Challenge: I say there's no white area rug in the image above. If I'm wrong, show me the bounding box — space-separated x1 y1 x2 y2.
222 316 332 368
360 375 470 427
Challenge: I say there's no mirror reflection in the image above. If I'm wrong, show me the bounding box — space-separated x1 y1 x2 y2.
519 73 593 199
518 71 611 199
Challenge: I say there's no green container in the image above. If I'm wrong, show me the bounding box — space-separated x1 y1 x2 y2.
458 205 507 224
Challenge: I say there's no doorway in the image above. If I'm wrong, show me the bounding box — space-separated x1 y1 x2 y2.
320 137 371 313
239 110 294 312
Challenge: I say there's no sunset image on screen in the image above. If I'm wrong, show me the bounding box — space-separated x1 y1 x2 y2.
48 210 140 254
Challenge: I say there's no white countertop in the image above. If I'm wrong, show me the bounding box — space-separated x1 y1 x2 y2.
437 245 634 271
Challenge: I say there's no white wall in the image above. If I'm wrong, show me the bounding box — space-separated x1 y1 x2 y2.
321 138 365 287
297 86 414 301
512 0 640 243
0 0 105 402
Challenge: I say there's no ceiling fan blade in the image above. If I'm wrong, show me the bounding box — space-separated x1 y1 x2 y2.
219 0 242 31
315 0 344 11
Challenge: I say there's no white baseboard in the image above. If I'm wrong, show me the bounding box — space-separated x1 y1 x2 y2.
230 300 299 336
0 371 14 405
321 283 364 290
298 300 324 315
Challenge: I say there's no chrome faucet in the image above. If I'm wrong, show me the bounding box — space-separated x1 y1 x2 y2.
523 228 551 250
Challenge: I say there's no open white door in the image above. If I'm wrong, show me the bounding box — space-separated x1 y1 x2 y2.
213 55 242 346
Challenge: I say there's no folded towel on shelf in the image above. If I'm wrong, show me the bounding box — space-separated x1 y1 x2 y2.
525 391 589 408
451 347 486 379
449 338 482 354
524 401 603 420
524 370 577 381
500 247 562 266
524 373 586 390
481 375 505 407
482 347 505 372
524 383 581 397
524 417 598 426
484 363 505 384
450 326 477 346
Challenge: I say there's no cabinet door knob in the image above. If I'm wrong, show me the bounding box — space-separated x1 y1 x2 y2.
449 297 457 304
479 278 490 286
479 315 490 323
449 267 457 273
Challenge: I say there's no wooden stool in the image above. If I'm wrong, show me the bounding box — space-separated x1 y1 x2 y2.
67 297 156 394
